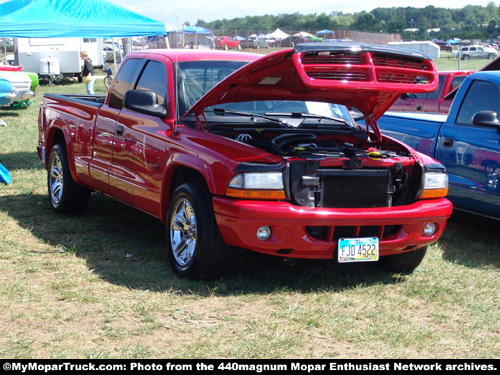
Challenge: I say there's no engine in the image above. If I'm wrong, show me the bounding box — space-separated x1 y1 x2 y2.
236 132 421 209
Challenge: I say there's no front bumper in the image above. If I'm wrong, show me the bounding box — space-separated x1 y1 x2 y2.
213 197 453 259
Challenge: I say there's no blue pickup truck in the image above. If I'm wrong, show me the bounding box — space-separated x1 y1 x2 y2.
375 71 500 220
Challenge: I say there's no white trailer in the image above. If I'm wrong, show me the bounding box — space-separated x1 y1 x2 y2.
13 37 104 79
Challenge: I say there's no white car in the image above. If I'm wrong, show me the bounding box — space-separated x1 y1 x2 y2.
453 45 497 60
0 72 35 104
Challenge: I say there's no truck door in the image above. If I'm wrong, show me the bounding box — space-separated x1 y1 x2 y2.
392 75 443 112
436 78 500 217
89 58 145 193
108 59 172 218
420 75 445 112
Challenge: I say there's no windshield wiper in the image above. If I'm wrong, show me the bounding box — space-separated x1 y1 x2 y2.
212 107 288 126
265 111 352 127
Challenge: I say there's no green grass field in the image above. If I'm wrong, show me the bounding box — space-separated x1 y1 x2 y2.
0 55 499 359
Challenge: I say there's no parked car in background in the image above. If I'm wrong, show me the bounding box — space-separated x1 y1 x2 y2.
239 36 269 49
0 63 22 72
0 71 38 105
272 36 310 47
389 70 475 113
483 43 498 51
433 41 453 52
103 41 123 63
453 45 497 60
0 78 15 106
215 36 241 50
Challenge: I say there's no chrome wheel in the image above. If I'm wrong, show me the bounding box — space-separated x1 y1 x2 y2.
47 144 91 213
170 197 197 267
166 182 233 279
49 153 64 207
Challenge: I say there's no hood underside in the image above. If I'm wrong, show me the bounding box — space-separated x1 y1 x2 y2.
186 42 438 121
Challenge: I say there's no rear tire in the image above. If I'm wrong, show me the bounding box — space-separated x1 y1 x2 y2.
378 246 427 273
166 181 232 279
47 144 91 214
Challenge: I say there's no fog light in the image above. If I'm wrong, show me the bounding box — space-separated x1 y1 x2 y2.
257 226 272 241
423 222 436 237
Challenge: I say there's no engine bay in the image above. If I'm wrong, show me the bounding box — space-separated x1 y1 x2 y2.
211 125 423 209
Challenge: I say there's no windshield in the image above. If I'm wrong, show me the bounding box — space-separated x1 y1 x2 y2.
176 60 356 128
206 100 355 127
176 60 249 115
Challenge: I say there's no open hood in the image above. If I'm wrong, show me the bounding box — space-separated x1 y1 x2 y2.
186 43 438 122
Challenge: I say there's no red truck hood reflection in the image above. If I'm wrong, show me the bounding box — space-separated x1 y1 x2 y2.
185 43 438 122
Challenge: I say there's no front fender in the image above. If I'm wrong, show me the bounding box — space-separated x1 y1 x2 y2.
159 153 223 224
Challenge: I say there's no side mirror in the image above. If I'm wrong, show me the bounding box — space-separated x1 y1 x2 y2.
472 110 500 129
123 89 167 118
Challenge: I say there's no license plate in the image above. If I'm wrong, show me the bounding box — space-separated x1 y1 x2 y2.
338 237 379 263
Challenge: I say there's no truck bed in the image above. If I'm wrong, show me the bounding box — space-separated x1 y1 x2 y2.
43 93 106 106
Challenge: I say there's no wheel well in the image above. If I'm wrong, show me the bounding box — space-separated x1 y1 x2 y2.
161 166 210 224
45 128 65 164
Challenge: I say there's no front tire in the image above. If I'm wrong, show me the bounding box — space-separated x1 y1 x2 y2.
166 182 232 279
47 144 91 213
378 246 427 273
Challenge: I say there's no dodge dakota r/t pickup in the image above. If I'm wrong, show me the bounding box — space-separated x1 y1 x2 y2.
377 71 500 220
38 43 452 279
389 70 475 113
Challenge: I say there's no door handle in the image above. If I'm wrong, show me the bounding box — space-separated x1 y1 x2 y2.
116 125 124 137
416 106 423 111
442 137 454 148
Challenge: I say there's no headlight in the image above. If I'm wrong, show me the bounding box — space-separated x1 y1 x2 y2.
226 172 286 200
419 172 449 199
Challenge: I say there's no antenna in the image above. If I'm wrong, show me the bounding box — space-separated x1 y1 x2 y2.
174 16 179 135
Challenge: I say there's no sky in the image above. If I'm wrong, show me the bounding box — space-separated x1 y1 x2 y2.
103 0 497 27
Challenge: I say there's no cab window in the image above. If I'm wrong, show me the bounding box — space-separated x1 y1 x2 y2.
457 80 500 124
134 60 167 106
108 59 145 109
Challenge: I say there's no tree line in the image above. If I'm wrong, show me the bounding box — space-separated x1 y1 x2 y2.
194 3 500 41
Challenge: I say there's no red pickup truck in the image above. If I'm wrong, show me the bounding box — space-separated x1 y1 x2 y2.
389 70 475 113
38 44 452 279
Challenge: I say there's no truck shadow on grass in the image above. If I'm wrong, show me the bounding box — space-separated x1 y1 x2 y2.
2 191 498 296
0 152 44 171
439 210 500 269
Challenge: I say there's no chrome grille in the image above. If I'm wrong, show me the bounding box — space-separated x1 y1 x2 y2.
372 54 428 70
301 53 363 65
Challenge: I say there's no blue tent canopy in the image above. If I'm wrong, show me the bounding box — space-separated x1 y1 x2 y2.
176 26 214 35
0 0 171 38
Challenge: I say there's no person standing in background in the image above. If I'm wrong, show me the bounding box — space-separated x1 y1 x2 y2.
80 51 95 95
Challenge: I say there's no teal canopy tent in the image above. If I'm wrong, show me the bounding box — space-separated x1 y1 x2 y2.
0 0 171 38
0 162 11 184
